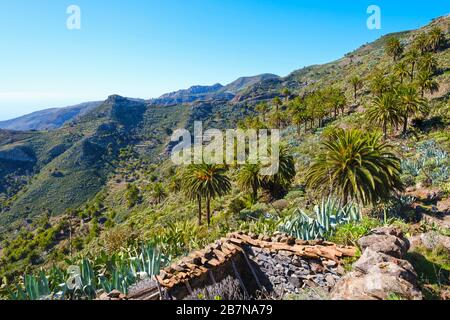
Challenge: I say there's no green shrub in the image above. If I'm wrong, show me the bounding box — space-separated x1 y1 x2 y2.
125 184 141 208
329 217 382 246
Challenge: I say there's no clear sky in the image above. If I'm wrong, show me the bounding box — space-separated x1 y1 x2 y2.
0 0 448 120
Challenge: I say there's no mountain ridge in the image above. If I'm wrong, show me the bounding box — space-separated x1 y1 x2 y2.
0 74 280 131
0 14 448 226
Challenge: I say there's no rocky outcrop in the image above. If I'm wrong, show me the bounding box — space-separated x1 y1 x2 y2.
409 231 450 251
331 227 422 300
357 227 410 258
127 232 356 300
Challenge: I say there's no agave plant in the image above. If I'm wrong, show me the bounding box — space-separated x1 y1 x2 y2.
279 197 361 240
401 160 421 177
9 272 52 300
9 243 165 300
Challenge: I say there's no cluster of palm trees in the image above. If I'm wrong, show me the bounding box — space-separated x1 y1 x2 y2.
243 86 347 136
179 145 295 226
366 29 442 139
288 88 347 133
170 27 444 227
385 26 445 62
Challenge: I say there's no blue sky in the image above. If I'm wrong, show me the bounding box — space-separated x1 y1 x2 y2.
0 0 448 120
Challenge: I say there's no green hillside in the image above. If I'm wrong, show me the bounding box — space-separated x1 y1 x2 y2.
0 15 449 300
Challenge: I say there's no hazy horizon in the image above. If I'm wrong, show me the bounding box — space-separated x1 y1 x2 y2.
0 0 448 121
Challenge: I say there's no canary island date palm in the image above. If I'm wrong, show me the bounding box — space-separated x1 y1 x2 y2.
369 69 390 97
237 163 263 204
428 26 445 52
288 97 307 134
405 49 420 81
418 53 437 74
306 128 403 205
413 32 430 54
416 70 439 97
152 182 167 204
261 144 296 199
385 37 404 62
394 61 410 84
237 145 295 201
397 85 428 134
366 92 401 139
281 88 291 103
181 164 231 226
349 75 363 101
255 102 270 121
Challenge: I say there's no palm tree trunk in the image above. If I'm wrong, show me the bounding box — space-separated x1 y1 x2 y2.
252 183 258 204
383 121 387 140
197 194 202 226
206 196 211 226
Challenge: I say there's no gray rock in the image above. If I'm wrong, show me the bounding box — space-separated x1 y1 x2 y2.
358 227 409 258
331 229 422 300
409 231 450 251
289 275 302 288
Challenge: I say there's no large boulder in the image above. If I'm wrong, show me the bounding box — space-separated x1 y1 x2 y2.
331 227 422 300
357 227 409 258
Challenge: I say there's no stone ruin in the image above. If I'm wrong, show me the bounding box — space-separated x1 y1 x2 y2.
98 227 424 300
124 231 356 300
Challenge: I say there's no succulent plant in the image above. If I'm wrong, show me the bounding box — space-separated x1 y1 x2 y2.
8 244 165 300
278 197 361 240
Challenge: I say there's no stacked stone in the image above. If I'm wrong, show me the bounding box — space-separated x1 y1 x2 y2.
249 246 344 296
144 231 355 293
331 227 423 300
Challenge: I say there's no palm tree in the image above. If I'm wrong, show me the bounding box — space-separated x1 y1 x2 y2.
288 97 307 134
349 75 363 101
237 163 263 204
180 166 203 225
255 102 270 121
281 88 291 103
416 70 439 97
152 182 167 204
418 53 437 74
385 37 404 62
369 69 389 97
414 32 429 54
273 96 282 112
428 26 444 52
306 128 403 205
397 85 427 134
366 92 401 139
405 49 420 82
393 61 410 84
272 96 283 128
261 145 296 199
237 145 295 202
181 164 231 226
269 111 284 129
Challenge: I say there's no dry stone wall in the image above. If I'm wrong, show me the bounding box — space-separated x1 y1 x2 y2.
331 227 423 300
126 231 356 300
